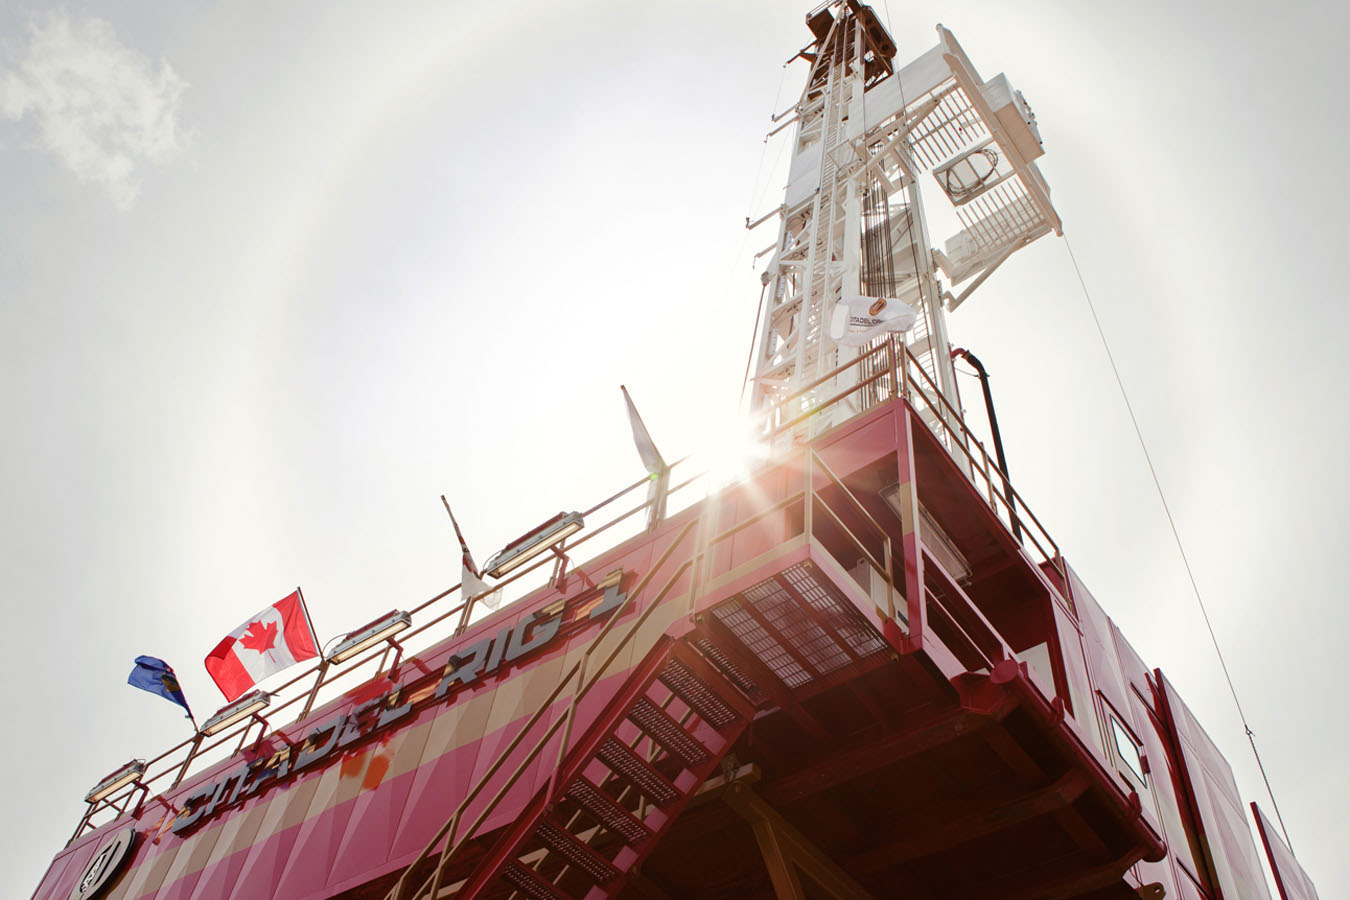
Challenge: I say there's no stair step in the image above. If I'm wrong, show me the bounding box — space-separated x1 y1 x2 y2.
537 821 620 885
565 779 651 845
659 657 739 728
690 638 763 702
596 738 679 806
501 862 568 900
628 698 710 768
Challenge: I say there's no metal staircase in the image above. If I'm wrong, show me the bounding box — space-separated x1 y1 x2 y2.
384 517 759 900
456 639 754 900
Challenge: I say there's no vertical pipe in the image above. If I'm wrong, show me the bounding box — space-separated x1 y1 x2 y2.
951 347 1021 541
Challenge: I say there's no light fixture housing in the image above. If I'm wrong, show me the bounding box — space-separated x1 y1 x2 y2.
200 690 271 736
85 760 146 804
880 484 973 584
327 609 411 663
484 511 584 578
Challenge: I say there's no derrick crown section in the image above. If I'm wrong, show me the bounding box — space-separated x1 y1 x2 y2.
753 1 1061 438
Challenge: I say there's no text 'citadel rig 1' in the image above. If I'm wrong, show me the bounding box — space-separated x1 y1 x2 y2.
34 3 1320 900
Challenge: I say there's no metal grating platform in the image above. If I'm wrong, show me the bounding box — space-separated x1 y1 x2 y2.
781 564 887 657
707 562 888 693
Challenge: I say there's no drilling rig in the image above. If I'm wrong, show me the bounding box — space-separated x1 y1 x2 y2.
35 4 1316 900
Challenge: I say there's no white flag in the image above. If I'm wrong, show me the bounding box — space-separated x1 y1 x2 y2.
829 294 918 347
621 385 665 475
461 560 501 609
443 496 502 609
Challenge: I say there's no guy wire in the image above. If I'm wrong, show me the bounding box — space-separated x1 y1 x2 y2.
1063 233 1295 853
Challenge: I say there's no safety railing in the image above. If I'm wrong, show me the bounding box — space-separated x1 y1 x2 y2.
753 335 1065 590
920 546 1018 673
387 518 700 900
72 335 1059 843
387 442 902 899
69 451 721 840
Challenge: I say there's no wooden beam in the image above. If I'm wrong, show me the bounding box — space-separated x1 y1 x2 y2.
725 782 875 900
748 808 808 900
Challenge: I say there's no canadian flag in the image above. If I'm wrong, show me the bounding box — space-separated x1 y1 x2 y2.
204 590 319 701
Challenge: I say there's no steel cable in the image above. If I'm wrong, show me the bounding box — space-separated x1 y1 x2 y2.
1063 233 1296 854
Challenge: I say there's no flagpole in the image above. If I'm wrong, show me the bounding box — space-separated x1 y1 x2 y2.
620 386 669 531
295 585 320 650
441 495 480 576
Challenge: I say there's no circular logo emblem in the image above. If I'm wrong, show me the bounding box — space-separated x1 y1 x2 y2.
70 825 136 900
868 298 887 316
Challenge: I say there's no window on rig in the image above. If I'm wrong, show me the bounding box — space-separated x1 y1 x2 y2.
1110 715 1147 786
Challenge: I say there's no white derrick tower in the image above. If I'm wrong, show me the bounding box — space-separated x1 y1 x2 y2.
751 0 1061 444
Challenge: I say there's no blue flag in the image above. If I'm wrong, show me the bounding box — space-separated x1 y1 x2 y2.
128 656 194 721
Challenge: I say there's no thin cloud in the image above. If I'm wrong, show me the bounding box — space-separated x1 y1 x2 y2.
0 12 187 209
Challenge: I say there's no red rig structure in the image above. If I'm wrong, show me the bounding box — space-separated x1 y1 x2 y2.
35 3 1318 900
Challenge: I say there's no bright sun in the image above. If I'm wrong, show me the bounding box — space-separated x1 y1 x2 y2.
691 417 768 489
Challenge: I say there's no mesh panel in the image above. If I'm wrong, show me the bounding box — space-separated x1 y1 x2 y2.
745 578 850 676
782 563 888 657
692 637 763 701
536 822 617 883
597 738 679 806
502 862 566 900
710 565 889 691
565 780 650 844
659 657 739 728
628 699 710 767
714 599 812 688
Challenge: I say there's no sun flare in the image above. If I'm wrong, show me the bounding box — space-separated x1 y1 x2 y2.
691 417 769 490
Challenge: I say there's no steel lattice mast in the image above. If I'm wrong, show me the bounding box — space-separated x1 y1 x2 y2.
750 0 1061 444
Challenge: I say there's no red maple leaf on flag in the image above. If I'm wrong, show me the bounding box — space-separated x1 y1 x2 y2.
239 620 278 654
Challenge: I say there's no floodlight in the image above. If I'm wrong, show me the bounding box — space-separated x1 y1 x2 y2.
328 610 411 664
85 760 145 804
484 512 584 578
200 691 271 736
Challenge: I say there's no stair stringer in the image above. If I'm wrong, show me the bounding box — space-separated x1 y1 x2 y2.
454 636 756 900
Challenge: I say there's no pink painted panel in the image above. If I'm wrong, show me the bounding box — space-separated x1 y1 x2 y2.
1253 802 1320 900
29 473 762 900
1160 673 1272 900
30 843 82 900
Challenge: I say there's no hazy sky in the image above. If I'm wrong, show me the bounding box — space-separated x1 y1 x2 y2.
2 1 1344 897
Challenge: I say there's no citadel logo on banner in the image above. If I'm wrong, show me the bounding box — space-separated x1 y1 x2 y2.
829 293 918 347
204 590 319 701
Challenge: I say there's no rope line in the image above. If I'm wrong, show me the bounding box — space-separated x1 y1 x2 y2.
746 63 792 222
1062 234 1295 854
739 281 769 413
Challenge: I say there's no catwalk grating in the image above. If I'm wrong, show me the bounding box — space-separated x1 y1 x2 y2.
710 562 889 692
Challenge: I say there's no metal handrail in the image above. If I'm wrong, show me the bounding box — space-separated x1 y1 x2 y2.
889 341 1065 583
920 546 1016 670
72 453 715 838
806 448 897 619
75 332 1064 841
389 517 702 900
390 444 912 899
752 335 1066 590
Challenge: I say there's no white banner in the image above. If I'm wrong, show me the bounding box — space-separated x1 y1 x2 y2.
829 294 918 347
